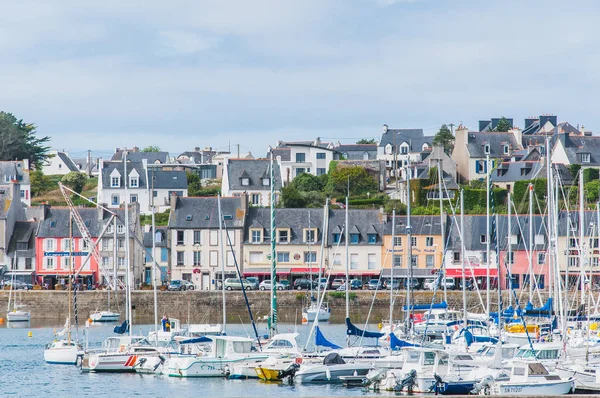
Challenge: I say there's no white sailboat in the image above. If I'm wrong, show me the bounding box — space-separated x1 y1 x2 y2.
6 255 30 322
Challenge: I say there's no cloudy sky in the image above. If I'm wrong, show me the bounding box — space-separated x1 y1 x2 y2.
1 0 599 159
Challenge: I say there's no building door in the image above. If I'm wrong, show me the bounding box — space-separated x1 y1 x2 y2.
202 273 210 290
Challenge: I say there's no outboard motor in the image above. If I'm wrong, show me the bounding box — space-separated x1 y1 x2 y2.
471 375 494 395
278 363 300 380
395 369 417 393
429 373 444 395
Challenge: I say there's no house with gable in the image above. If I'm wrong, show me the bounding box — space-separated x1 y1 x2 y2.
552 133 600 170
221 158 282 207
111 147 170 164
0 160 31 205
333 143 378 161
0 182 27 280
272 139 337 185
42 150 80 175
97 159 188 215
377 125 433 178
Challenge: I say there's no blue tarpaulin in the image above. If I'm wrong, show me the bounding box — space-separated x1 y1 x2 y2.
403 301 448 311
524 298 553 318
113 320 129 334
389 332 418 350
345 317 385 338
179 336 212 344
315 326 341 349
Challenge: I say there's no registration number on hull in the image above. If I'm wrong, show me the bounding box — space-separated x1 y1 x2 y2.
503 387 523 393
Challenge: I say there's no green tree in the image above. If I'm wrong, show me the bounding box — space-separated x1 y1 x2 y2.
281 185 306 208
356 138 376 144
187 172 202 196
0 112 51 169
326 165 378 197
141 145 161 152
292 172 323 192
494 117 512 132
61 172 88 194
432 124 454 155
30 170 55 197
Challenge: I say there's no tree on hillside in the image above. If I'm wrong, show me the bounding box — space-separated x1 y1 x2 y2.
0 112 51 169
30 170 55 197
326 165 378 196
61 172 88 194
281 185 306 208
142 145 161 152
187 172 202 196
494 117 511 132
356 138 376 144
292 172 323 192
432 124 454 155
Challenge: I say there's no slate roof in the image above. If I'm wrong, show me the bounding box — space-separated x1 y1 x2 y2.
378 129 432 153
494 161 544 182
7 221 38 257
466 132 520 158
383 215 444 235
169 197 245 229
37 206 138 238
244 208 325 244
0 161 30 184
328 209 384 245
335 144 377 160
100 161 187 190
143 226 168 248
271 148 291 162
112 150 170 164
72 158 98 173
57 152 79 172
558 134 600 166
556 210 597 237
226 159 282 191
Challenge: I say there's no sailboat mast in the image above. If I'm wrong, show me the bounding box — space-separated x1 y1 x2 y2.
390 208 396 330
217 194 227 334
579 171 585 306
545 137 554 303
438 161 447 303
507 192 512 308
124 150 133 336
344 195 350 320
112 217 117 309
151 167 158 342
269 150 277 337
460 189 467 328
486 154 491 316
528 184 534 300
316 199 328 308
407 167 413 332
308 211 312 300
68 211 73 343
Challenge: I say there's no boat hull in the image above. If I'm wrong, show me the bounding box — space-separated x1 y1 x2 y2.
81 353 141 372
89 312 120 323
494 379 575 395
44 345 81 365
295 363 372 384
7 310 30 322
255 367 282 381
167 356 268 378
303 309 331 322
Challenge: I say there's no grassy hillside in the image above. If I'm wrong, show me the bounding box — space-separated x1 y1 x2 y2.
31 176 98 206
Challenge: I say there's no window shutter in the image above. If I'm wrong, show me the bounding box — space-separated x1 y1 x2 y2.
475 161 480 173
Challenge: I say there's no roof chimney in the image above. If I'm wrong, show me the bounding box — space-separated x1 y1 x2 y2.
132 146 139 153
383 124 388 133
170 191 178 210
524 117 538 129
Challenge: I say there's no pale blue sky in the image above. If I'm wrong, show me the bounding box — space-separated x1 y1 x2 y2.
1 0 598 159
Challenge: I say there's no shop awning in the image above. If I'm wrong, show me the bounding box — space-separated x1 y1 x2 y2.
381 268 437 278
243 267 292 276
3 271 34 276
446 268 498 277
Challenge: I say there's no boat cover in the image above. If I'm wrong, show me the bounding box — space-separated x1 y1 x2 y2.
179 336 212 344
345 317 384 338
463 329 498 347
315 326 341 349
113 320 129 334
403 301 448 311
323 352 345 365
524 298 553 317
389 332 418 350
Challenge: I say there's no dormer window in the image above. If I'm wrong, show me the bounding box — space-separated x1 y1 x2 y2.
368 234 377 244
262 178 270 186
385 144 393 155
333 233 341 244
130 176 138 187
503 144 509 155
111 177 120 187
484 144 490 154
362 152 369 160
400 144 408 155
277 228 290 243
251 229 263 243
582 153 591 163
304 228 316 243
241 177 250 186
350 233 359 244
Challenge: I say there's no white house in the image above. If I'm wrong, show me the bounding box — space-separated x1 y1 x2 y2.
42 150 80 175
273 139 336 185
377 125 434 177
97 159 188 215
0 160 31 205
221 158 282 207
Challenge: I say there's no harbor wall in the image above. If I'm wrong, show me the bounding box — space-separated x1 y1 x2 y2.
0 290 548 324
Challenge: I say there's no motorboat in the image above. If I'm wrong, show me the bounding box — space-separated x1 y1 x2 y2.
556 362 600 394
89 310 120 323
294 353 373 384
44 339 83 365
476 360 574 395
7 308 30 322
81 335 164 372
187 323 223 337
148 318 186 343
302 302 331 322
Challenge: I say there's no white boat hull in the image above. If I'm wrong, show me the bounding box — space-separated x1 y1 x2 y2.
89 311 120 323
492 379 574 395
167 355 267 378
44 343 81 365
303 308 331 322
82 352 143 372
7 310 30 322
295 363 372 384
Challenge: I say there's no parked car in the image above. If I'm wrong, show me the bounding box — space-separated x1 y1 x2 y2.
280 279 290 289
331 279 345 290
245 277 260 290
384 279 400 290
223 278 254 291
425 277 456 291
403 278 421 290
168 280 195 291
293 278 316 290
259 279 286 291
316 278 328 289
350 279 363 290
367 279 383 290
4 280 33 290
459 278 475 291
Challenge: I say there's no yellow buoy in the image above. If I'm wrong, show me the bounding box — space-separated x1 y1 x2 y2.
28 331 33 338
591 323 598 331
378 322 383 329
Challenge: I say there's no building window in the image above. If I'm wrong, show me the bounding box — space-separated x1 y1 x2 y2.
81 240 89 251
130 177 138 187
111 177 120 187
102 239 110 251
503 145 509 155
393 236 402 247
295 168 305 176
209 250 218 266
476 160 487 174
241 178 250 186
537 252 546 265
480 234 488 244
411 236 417 247
333 253 341 264
317 168 326 176
277 252 290 263
117 224 124 234
368 253 376 269
385 144 393 155
304 251 317 263
582 153 591 163
400 145 408 155
569 238 579 248
251 229 262 243
333 233 341 244
593 257 599 267
483 144 490 154
227 251 235 266
117 238 125 251
350 253 358 269
277 229 289 243
25 258 32 270
569 256 579 267
296 153 306 162
101 256 110 268
210 230 218 246
367 234 377 244
46 257 54 270
249 252 263 264
63 238 72 251
177 230 184 245
194 231 202 245
262 178 270 186
316 153 326 159
425 237 434 247
251 194 260 205
350 234 359 244
118 257 125 268
111 195 120 205
411 255 418 267
176 251 185 266
304 229 316 243
590 238 599 249
453 251 461 263
507 252 515 265
363 152 369 160
130 194 138 203
426 255 434 267
393 255 402 267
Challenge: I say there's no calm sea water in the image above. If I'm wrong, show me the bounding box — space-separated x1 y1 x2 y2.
0 320 402 398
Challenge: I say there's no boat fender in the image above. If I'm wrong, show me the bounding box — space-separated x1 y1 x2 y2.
295 357 303 364
119 344 125 353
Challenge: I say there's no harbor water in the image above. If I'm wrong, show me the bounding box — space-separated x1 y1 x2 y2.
0 320 401 397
